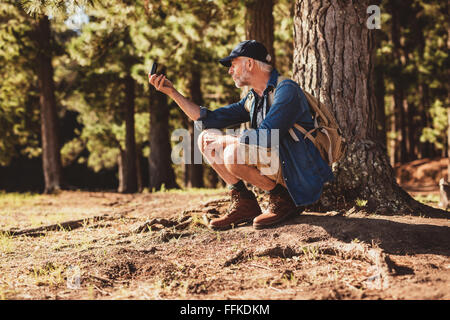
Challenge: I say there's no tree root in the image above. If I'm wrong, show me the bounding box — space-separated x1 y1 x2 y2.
131 218 178 234
223 249 251 267
222 242 399 289
2 214 114 237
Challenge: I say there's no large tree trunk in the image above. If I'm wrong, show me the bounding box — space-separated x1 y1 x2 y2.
373 32 386 147
293 0 443 216
241 0 276 134
119 73 138 193
245 0 275 68
148 86 178 191
35 16 63 194
185 68 204 188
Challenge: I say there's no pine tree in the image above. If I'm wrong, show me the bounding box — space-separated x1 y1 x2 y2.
293 0 445 217
0 1 65 193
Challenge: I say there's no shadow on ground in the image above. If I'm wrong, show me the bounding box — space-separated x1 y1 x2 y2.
270 213 450 257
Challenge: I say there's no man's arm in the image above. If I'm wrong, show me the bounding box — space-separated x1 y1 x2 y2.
149 73 201 121
149 73 250 129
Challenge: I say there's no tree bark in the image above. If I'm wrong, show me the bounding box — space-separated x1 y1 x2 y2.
35 16 63 194
241 0 276 133
245 0 276 68
373 32 386 147
293 0 443 216
148 86 178 191
118 148 125 192
185 68 204 188
119 73 138 193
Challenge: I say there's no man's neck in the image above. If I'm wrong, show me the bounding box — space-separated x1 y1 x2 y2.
251 70 271 97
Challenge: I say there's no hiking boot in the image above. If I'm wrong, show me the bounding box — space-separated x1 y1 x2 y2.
253 186 299 229
209 189 262 230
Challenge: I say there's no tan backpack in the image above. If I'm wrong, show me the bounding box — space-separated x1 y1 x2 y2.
245 76 346 166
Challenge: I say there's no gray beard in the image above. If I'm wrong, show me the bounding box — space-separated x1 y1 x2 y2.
233 69 251 88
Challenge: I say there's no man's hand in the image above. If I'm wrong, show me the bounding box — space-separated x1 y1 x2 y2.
148 72 201 121
203 133 239 156
148 73 174 96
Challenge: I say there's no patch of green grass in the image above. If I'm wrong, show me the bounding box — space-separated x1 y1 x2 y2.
301 245 320 261
0 191 40 211
28 213 75 228
355 198 368 207
413 193 440 205
0 232 15 253
0 284 16 300
30 262 65 287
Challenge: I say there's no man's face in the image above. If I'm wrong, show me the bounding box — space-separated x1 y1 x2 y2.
229 57 251 88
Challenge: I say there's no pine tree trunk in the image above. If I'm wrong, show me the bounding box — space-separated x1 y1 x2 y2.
120 73 138 193
118 148 126 192
241 0 276 133
374 33 386 147
35 16 62 194
148 86 178 191
419 83 432 158
206 167 219 188
185 68 204 188
245 0 275 67
293 0 443 216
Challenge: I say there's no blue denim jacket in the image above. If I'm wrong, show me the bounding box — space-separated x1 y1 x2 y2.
196 69 334 207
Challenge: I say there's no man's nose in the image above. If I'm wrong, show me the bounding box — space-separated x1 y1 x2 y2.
228 66 233 75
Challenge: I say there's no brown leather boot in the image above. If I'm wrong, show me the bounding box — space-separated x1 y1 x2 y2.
253 186 299 229
209 189 262 230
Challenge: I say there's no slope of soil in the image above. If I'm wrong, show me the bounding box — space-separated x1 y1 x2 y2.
0 190 448 300
395 157 447 191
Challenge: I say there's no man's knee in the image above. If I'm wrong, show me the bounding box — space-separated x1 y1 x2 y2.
197 129 220 154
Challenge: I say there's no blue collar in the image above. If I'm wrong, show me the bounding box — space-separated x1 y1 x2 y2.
266 69 279 90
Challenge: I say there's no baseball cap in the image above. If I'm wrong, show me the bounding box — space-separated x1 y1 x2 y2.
219 40 271 67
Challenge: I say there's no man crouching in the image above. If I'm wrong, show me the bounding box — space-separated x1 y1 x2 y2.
148 40 334 230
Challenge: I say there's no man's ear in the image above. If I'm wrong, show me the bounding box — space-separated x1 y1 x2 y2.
247 58 254 71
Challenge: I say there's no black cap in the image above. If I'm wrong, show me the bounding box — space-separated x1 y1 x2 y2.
219 40 271 67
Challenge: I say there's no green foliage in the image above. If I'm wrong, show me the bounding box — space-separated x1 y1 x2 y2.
0 1 41 165
2 0 447 191
21 0 98 19
64 0 246 174
420 99 447 150
379 0 449 156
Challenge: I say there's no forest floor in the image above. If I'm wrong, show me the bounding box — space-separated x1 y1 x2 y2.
0 160 449 300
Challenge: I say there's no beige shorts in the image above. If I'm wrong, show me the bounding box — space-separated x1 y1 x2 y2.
237 143 286 187
201 129 286 187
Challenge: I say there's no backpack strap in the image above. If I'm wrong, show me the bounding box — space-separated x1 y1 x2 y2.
302 91 329 127
269 76 318 144
290 124 316 143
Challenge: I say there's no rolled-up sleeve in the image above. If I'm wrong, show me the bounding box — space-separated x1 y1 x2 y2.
194 97 250 131
239 80 308 148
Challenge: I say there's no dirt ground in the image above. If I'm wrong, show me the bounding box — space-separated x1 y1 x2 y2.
0 182 449 300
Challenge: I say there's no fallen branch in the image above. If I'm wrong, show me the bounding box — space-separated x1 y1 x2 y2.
223 249 249 267
201 198 229 207
2 214 113 237
131 218 178 234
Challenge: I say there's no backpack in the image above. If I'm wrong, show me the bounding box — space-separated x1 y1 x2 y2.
245 76 346 166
